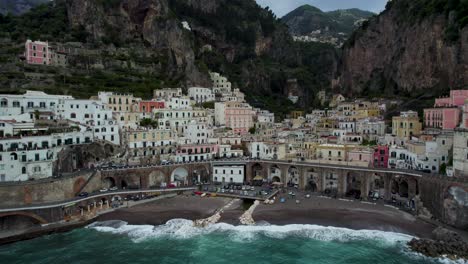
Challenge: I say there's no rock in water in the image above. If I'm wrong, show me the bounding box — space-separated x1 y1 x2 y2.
408 227 468 260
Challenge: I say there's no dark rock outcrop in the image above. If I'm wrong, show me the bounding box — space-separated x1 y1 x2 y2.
408 227 468 260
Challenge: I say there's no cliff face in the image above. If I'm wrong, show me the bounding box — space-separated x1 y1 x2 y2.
66 0 209 87
336 0 468 97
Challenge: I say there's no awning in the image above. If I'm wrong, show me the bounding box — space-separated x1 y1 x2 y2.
253 176 263 181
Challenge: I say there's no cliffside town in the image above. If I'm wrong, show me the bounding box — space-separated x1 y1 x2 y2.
2 41 468 184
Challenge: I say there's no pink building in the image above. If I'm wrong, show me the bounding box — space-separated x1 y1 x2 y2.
424 108 460 130
424 90 468 130
347 150 372 165
175 144 219 162
434 90 468 107
139 100 165 113
225 102 254 135
25 40 49 65
373 145 389 168
463 101 468 128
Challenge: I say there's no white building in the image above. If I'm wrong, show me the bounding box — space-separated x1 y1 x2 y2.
0 130 93 182
153 88 183 100
0 91 73 118
249 142 286 160
453 128 468 177
54 99 120 145
257 110 275 123
210 72 232 95
188 87 215 103
167 96 192 109
356 119 386 140
213 165 245 184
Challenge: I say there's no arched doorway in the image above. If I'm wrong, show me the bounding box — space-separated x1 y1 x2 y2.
269 165 281 183
193 166 210 184
171 167 189 186
346 172 362 199
121 180 128 190
272 176 281 183
287 166 299 187
399 181 409 198
370 173 385 199
103 177 116 189
148 170 166 188
307 169 319 192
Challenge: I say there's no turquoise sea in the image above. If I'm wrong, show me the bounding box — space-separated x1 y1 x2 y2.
0 219 464 264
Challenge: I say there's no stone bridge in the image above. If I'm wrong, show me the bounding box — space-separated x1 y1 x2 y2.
241 160 468 229
0 160 467 230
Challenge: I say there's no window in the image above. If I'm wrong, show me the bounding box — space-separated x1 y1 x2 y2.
70 113 76 119
0 99 7 107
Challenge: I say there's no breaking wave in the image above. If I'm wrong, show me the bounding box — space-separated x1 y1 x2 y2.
88 219 412 244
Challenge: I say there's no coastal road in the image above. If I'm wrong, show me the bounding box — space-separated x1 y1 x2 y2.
0 187 196 213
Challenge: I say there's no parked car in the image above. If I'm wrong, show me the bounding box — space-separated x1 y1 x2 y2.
78 192 89 197
110 187 118 191
99 188 108 193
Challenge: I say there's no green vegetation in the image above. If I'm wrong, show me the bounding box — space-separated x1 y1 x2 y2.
140 118 159 128
201 101 215 109
362 139 377 146
248 127 256 134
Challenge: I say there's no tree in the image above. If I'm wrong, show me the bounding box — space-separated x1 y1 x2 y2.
140 118 158 128
248 127 256 134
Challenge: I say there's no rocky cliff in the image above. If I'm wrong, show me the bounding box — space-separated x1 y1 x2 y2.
335 0 468 97
0 0 338 117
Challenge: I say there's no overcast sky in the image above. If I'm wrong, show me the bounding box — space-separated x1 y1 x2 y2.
256 0 388 17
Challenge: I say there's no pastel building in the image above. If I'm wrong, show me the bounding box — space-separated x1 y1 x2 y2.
215 102 254 135
373 145 389 168
175 144 219 162
424 108 460 130
139 100 165 113
25 40 49 65
392 111 422 139
424 90 468 130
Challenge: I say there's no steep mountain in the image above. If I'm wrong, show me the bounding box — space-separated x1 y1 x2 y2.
0 0 338 118
0 0 48 15
335 0 468 98
282 5 374 47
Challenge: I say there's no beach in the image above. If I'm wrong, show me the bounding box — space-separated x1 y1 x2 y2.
96 194 437 238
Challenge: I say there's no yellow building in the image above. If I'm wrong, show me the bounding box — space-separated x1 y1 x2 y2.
106 93 137 112
290 111 304 119
315 144 350 162
392 111 422 139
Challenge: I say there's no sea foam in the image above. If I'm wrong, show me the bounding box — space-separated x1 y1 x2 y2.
88 219 412 245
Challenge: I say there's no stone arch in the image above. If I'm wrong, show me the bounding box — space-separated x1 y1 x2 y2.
193 165 210 184
269 164 281 182
102 177 116 189
252 163 264 178
391 177 409 198
369 173 385 199
346 172 362 198
148 170 167 188
272 176 281 183
0 212 48 226
171 167 189 185
121 180 128 189
307 168 320 192
287 166 299 186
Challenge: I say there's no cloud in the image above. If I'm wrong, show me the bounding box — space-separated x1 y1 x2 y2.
256 0 388 17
